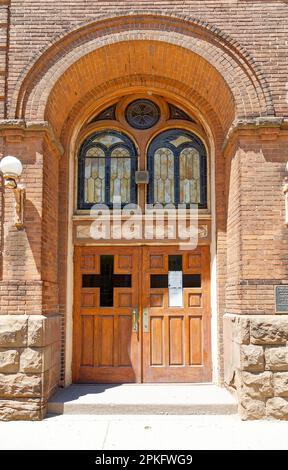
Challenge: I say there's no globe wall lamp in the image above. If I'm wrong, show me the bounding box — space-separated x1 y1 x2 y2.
0 156 25 230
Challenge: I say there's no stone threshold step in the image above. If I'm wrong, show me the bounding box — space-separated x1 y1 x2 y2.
48 384 237 415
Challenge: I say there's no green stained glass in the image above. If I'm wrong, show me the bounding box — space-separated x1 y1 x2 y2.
84 145 106 204
93 134 124 148
179 147 200 204
110 147 131 203
153 147 174 204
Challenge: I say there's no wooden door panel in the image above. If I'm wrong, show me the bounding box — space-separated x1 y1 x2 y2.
186 291 202 307
150 316 164 366
81 316 94 366
184 253 202 271
99 315 114 366
80 253 99 270
150 291 165 308
118 315 132 366
115 289 133 308
142 246 211 382
73 246 140 383
114 254 133 273
81 292 97 308
188 316 203 365
169 316 184 366
149 253 168 272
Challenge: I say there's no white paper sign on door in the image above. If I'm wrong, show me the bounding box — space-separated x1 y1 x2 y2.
168 271 183 307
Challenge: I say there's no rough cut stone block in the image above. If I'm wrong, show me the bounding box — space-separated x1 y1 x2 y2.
266 397 288 420
20 348 43 374
46 316 61 346
232 316 250 345
0 317 27 347
0 373 41 398
274 372 288 397
28 315 61 347
0 349 19 373
50 342 60 368
42 363 60 399
239 394 265 420
241 345 264 371
0 398 45 421
27 317 45 347
250 318 288 345
265 347 288 371
241 371 273 398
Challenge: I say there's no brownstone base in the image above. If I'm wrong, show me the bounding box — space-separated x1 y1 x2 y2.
224 314 288 420
0 314 61 421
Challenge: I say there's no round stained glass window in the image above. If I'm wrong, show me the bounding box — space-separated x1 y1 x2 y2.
125 99 160 130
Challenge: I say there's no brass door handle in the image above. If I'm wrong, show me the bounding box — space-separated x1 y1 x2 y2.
143 307 149 333
132 308 139 333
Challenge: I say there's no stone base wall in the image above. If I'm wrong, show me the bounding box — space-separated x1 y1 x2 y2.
224 314 288 420
0 314 61 420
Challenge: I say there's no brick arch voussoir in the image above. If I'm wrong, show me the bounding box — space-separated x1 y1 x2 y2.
14 13 274 128
42 39 235 138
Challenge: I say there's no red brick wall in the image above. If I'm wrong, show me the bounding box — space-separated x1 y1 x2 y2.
6 1 288 120
225 128 288 315
41 139 60 315
0 1 9 118
0 127 61 316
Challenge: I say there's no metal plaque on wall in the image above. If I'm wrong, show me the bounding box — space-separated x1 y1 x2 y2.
275 285 288 313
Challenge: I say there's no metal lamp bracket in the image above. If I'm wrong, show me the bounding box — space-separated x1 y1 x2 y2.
13 184 25 230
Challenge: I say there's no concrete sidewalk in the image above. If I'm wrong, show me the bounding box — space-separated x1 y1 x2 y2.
0 414 288 450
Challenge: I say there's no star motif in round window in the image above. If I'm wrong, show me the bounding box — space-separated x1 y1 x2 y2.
125 99 160 129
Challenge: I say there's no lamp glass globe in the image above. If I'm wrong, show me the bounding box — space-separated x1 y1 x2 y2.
0 156 23 178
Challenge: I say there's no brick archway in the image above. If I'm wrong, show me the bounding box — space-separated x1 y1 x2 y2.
33 34 234 388
12 13 274 134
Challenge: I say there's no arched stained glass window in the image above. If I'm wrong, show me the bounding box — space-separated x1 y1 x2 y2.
147 129 207 208
78 130 137 209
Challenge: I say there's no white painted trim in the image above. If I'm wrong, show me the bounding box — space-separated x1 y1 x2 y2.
64 134 77 386
208 133 219 385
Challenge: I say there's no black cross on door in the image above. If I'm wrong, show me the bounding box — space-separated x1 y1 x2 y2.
82 255 132 306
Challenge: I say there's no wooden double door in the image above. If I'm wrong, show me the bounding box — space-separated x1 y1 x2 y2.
73 245 211 383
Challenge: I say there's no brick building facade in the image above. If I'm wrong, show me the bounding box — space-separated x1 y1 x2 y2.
0 0 288 420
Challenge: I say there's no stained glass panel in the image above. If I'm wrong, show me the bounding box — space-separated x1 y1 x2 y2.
179 147 200 204
153 147 174 204
92 134 124 148
86 147 105 158
126 99 160 129
110 147 131 204
170 135 193 148
84 152 105 204
90 104 117 123
168 103 195 122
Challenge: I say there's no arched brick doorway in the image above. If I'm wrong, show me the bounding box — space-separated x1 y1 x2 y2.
2 13 284 420
15 31 242 388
